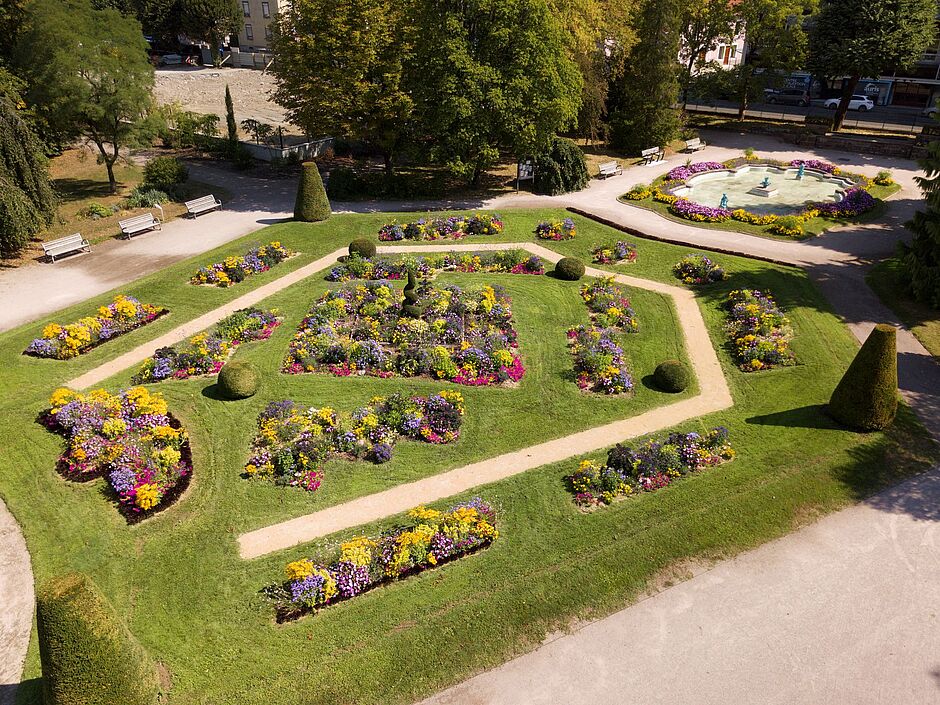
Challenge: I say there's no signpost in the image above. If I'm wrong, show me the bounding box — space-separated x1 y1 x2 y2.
516 160 534 190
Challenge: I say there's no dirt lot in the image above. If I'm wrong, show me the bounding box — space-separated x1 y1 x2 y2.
154 66 302 137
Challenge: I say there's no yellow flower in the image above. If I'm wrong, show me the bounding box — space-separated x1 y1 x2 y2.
285 559 315 580
42 323 63 338
340 536 376 566
135 484 160 510
49 387 78 410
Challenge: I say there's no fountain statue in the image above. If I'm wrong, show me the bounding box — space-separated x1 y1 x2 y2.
796 163 805 180
719 193 729 209
760 176 771 189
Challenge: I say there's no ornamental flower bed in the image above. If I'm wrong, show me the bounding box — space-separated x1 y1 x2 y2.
567 325 633 394
534 218 577 241
377 214 503 241
724 289 795 371
190 241 293 287
665 162 725 181
42 387 192 521
284 280 525 385
789 159 837 174
579 277 639 331
265 498 497 622
669 198 732 223
325 250 544 282
567 427 734 507
672 254 728 285
244 392 465 491
592 241 638 265
25 295 167 360
731 209 778 225
133 308 280 383
812 187 875 218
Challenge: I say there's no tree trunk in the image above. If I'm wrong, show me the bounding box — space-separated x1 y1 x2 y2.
382 152 395 178
832 74 861 132
105 159 117 194
681 56 696 111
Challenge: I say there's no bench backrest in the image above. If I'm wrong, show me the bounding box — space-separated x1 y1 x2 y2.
45 233 84 248
686 138 702 147
185 195 217 208
641 147 661 156
119 214 157 228
598 160 618 170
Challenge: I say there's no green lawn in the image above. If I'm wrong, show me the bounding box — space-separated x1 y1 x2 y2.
3 210 936 705
867 256 940 358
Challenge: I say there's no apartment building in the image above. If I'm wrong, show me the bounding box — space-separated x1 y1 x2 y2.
235 0 279 52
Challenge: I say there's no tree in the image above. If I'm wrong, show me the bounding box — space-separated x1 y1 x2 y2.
225 84 238 146
294 162 331 221
828 323 898 430
809 0 936 131
16 0 158 193
179 0 242 65
678 0 737 109
902 122 940 308
608 0 683 154
411 0 582 185
271 0 413 176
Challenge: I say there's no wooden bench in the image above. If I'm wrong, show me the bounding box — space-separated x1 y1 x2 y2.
185 194 223 217
597 160 623 178
118 213 161 239
684 137 707 152
42 233 90 263
640 147 665 165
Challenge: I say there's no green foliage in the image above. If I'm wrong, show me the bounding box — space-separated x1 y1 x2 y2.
224 84 237 145
179 0 242 63
0 174 44 257
902 119 940 307
654 359 691 392
348 238 376 258
143 156 188 191
121 187 169 209
609 0 683 153
325 166 362 199
677 0 736 105
294 162 331 222
533 137 589 196
37 572 159 705
240 118 274 145
79 202 117 219
217 361 260 399
554 257 586 281
828 324 898 431
401 269 423 318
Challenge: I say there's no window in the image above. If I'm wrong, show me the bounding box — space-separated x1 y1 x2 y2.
265 25 272 40
245 23 253 40
262 1 270 17
242 1 250 16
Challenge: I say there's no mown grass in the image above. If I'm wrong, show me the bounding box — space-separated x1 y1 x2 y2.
867 256 940 358
3 209 936 705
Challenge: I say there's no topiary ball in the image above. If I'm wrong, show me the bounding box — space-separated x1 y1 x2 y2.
348 238 376 258
654 359 691 393
217 361 259 400
554 257 586 281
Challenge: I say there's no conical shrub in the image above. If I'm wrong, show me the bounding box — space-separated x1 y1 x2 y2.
828 323 898 431
37 572 159 705
294 162 331 222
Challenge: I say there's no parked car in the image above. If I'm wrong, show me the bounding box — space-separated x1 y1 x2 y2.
765 89 810 107
824 95 874 111
922 104 938 118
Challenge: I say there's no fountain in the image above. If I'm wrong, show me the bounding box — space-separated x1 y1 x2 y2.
749 175 779 198
796 163 805 180
719 193 729 210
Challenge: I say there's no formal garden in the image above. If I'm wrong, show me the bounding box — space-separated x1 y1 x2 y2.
2 209 937 705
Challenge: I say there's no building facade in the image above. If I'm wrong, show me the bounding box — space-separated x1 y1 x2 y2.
234 0 279 52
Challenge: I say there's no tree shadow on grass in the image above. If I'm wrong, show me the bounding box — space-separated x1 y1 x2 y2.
746 404 843 431
52 177 123 202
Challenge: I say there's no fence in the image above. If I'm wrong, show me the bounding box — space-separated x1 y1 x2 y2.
240 137 334 162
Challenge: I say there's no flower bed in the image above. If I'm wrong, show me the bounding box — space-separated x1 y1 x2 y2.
731 209 778 225
25 295 167 360
670 198 732 223
265 498 497 622
665 162 725 181
325 250 544 282
813 187 875 218
244 392 465 491
566 325 633 394
42 387 191 521
789 159 837 174
133 308 280 383
592 241 638 265
284 281 525 385
672 254 728 285
377 214 503 241
725 289 794 371
190 241 293 287
579 277 639 331
567 427 734 506
534 218 576 241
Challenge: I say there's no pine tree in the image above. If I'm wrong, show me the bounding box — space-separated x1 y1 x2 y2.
903 131 940 307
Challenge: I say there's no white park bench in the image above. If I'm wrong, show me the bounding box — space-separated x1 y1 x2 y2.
684 137 707 152
185 194 222 217
597 160 623 178
42 233 90 263
118 212 161 239
640 147 665 165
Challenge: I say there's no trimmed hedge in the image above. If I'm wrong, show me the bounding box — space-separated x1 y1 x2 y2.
348 238 377 258
554 257 586 281
654 359 691 392
37 572 159 705
218 361 260 399
828 323 898 431
294 162 331 222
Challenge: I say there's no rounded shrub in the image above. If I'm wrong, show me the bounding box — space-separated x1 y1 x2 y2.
143 155 188 191
554 257 586 281
828 323 898 431
325 166 362 199
218 361 260 400
348 238 376 258
654 359 691 393
294 162 331 222
533 137 589 196
37 572 159 705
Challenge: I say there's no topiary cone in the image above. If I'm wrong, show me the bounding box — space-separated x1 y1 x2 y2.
294 162 331 222
37 572 160 705
828 323 898 431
